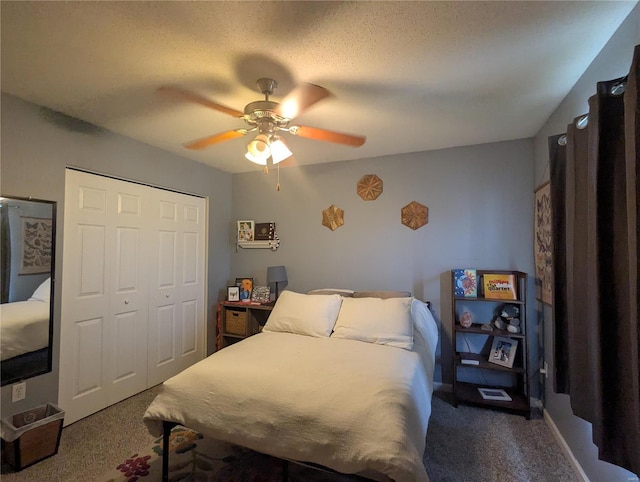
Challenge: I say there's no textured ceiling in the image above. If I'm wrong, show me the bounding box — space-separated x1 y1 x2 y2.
1 1 636 173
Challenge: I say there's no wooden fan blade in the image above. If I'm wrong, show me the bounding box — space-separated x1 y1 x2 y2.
275 83 331 119
289 125 366 147
184 129 246 150
158 86 244 118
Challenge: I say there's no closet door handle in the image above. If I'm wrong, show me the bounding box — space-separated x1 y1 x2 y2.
165 294 170 298
124 299 130 304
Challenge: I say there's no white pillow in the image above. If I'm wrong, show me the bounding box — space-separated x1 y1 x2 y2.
307 288 355 297
263 290 343 337
29 277 51 302
331 296 414 349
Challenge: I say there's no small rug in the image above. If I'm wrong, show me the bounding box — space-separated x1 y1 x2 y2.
102 425 354 482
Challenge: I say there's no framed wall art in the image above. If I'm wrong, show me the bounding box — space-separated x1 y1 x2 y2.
534 182 553 305
20 216 53 275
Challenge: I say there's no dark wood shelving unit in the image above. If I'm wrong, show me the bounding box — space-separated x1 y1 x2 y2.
451 269 530 419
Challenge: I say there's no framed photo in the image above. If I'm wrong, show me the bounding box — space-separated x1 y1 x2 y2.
251 285 270 304
477 387 512 402
534 182 553 305
227 286 240 302
235 277 253 301
237 220 255 242
488 336 518 368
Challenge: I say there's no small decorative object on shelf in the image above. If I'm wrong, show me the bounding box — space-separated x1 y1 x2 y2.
235 278 253 301
451 269 530 418
482 273 517 300
251 286 270 304
453 269 477 297
460 311 473 328
227 286 240 302
488 336 518 368
237 220 255 242
255 222 276 240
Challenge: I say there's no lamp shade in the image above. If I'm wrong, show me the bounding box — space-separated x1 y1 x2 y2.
270 139 292 164
267 265 287 283
245 151 268 165
247 134 270 157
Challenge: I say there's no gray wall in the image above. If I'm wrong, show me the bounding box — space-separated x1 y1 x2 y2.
230 139 537 391
533 4 639 482
0 93 232 416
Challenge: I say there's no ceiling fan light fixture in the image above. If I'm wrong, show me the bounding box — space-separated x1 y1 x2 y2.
245 150 268 165
247 134 270 157
270 138 293 164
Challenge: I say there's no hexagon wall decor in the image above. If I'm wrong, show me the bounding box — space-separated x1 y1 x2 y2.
322 204 345 231
357 174 383 201
401 201 428 230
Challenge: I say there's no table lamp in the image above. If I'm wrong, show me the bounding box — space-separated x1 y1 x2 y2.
267 265 288 301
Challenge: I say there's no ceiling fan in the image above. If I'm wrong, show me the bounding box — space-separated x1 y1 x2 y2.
158 78 366 166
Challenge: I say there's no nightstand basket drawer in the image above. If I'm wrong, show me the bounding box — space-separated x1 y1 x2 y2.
224 309 248 336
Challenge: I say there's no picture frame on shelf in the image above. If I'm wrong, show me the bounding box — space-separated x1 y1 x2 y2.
251 285 271 304
488 336 518 368
235 277 253 301
227 286 240 302
477 387 512 402
237 220 255 242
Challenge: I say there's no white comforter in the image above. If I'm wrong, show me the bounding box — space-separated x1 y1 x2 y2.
0 300 50 361
144 303 438 482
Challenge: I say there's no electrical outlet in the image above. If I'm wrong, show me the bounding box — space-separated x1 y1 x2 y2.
12 382 26 402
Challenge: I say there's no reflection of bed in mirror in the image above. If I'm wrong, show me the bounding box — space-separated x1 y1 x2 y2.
0 196 55 386
1 279 51 380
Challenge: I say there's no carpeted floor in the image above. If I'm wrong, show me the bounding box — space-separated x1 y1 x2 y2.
1 387 580 481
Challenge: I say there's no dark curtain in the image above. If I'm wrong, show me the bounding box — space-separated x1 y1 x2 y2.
0 203 10 303
549 44 639 476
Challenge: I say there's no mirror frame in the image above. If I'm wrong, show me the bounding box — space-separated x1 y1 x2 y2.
0 195 56 386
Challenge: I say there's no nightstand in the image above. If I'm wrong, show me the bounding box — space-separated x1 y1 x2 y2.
216 302 274 350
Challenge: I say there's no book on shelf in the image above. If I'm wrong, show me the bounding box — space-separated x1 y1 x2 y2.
460 352 480 365
254 222 276 240
482 273 517 300
453 269 478 297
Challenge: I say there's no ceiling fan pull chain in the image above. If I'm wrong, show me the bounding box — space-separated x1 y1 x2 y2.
264 165 268 174
276 164 281 192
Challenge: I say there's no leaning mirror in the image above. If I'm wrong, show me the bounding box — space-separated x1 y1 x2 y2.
0 196 56 386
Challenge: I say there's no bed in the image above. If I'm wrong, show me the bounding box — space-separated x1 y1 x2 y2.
143 290 439 482
0 278 51 362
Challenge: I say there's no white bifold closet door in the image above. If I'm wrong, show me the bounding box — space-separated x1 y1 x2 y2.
60 169 206 425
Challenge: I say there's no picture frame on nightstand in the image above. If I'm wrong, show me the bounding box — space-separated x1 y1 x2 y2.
227 286 240 302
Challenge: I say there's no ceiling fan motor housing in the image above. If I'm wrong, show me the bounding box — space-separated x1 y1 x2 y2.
244 100 290 137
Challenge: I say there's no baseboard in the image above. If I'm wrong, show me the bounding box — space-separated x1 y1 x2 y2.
543 409 590 482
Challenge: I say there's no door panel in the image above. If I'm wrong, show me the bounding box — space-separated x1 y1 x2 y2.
61 170 206 424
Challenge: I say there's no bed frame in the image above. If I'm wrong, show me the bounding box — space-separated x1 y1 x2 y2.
160 420 376 482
